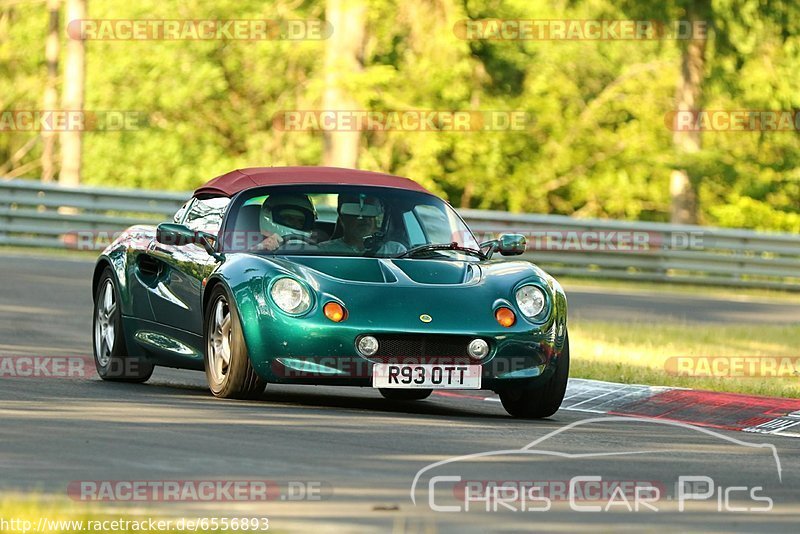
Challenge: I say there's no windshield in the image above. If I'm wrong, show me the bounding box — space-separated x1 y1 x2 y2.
220 185 480 258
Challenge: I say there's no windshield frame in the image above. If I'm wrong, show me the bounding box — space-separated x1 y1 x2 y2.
217 184 479 257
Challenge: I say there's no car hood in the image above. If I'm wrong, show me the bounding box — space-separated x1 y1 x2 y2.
224 253 558 332
283 256 475 285
258 255 541 287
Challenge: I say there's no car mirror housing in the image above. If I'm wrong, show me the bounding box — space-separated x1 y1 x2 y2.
479 233 526 258
498 233 527 256
156 223 198 246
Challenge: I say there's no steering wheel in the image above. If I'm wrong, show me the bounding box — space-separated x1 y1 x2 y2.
363 231 386 252
281 233 315 245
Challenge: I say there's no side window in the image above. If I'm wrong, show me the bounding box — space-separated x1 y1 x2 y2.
403 211 426 247
414 204 452 244
173 199 193 223
183 197 230 236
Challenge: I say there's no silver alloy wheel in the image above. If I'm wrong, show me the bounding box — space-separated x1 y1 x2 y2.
207 296 233 384
94 279 117 367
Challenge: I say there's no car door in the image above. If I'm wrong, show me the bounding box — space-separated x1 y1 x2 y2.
127 200 191 322
146 196 230 334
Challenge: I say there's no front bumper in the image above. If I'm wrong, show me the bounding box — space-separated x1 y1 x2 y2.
243 314 565 392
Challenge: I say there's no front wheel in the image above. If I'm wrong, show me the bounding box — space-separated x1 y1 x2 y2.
379 388 433 401
500 332 570 419
204 285 266 399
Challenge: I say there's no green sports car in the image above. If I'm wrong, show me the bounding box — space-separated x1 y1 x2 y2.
92 167 569 418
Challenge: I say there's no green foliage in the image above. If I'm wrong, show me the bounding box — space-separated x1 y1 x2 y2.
0 0 797 232
0 3 48 175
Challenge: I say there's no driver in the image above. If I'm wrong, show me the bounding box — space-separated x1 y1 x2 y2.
319 194 406 255
253 194 317 251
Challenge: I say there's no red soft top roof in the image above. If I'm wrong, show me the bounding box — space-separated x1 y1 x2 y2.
194 166 430 198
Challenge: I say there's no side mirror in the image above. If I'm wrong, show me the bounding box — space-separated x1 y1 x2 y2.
497 233 527 256
156 223 198 246
481 233 527 259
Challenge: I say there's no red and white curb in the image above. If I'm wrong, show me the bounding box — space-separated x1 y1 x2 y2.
434 378 800 438
745 411 800 437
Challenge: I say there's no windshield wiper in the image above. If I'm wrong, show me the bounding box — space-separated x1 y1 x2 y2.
396 242 487 260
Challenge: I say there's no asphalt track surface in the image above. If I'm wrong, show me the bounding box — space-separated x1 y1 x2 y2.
1 253 800 533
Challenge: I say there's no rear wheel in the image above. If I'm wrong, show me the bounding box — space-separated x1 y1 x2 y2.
204 285 266 399
500 332 570 419
93 268 154 382
379 388 433 401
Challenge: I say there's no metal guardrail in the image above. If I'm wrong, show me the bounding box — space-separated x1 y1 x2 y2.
1 179 798 290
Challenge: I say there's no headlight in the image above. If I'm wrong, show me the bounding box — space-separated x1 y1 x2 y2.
357 336 379 357
515 285 546 318
468 339 490 360
270 278 311 315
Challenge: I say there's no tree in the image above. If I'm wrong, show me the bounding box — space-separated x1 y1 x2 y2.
322 0 365 168
42 0 60 182
4 0 794 232
59 0 85 186
669 0 711 223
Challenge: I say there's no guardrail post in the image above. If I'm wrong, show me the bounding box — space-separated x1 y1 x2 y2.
737 237 747 284
0 207 6 245
655 229 666 282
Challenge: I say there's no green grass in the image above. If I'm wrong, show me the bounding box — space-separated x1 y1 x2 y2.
559 275 800 302
0 246 97 260
571 321 800 398
0 497 113 534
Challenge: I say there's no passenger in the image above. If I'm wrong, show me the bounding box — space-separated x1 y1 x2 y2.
319 194 406 255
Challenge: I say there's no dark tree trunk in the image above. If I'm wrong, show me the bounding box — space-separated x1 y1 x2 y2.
42 0 60 182
323 0 365 169
670 0 709 224
59 0 85 187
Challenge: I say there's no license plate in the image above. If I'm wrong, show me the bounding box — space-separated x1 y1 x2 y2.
372 363 482 389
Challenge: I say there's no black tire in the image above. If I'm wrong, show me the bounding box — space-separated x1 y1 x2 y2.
379 388 433 401
204 285 266 399
92 268 154 382
500 332 570 419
